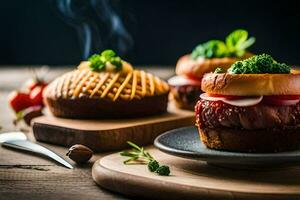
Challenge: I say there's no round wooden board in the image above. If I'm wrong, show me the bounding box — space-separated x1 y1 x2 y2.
32 102 194 152
92 147 300 200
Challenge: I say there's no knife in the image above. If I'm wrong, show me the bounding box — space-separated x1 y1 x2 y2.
0 132 27 143
0 132 73 169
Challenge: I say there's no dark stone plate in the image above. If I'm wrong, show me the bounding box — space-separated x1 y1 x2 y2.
154 126 300 168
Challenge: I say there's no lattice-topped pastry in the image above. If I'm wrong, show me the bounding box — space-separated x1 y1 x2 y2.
44 50 170 118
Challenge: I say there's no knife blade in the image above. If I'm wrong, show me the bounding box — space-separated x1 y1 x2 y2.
0 132 27 143
2 140 73 169
1 132 73 169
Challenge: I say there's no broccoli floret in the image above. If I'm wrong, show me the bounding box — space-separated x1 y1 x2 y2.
88 49 122 72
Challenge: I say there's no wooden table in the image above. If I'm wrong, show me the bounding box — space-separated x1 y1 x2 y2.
0 66 174 200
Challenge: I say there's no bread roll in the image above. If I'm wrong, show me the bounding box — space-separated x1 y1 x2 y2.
202 73 300 96
44 66 170 118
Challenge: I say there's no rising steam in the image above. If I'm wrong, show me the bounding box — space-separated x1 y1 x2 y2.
56 0 133 59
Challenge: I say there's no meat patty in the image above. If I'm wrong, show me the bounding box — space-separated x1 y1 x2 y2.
170 85 202 110
195 99 300 130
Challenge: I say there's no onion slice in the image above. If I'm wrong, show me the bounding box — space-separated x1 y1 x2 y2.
168 75 202 86
222 96 263 107
200 93 263 107
199 93 225 101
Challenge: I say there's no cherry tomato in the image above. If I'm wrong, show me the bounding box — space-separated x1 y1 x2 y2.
8 91 32 113
25 78 47 91
29 86 45 106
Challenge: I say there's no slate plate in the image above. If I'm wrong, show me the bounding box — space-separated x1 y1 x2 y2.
154 126 300 168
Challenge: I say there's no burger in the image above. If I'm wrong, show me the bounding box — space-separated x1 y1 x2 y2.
195 54 300 152
168 29 255 110
44 50 170 118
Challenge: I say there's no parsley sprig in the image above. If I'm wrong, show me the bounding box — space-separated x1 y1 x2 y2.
88 49 122 72
120 141 170 176
191 29 255 59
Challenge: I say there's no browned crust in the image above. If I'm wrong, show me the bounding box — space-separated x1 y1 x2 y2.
291 68 300 74
45 93 169 119
199 126 300 152
175 53 252 79
201 73 300 96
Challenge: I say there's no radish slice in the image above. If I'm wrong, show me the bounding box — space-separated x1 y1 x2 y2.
200 93 263 107
222 96 263 107
168 75 202 86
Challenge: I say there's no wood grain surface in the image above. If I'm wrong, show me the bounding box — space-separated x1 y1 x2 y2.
93 147 300 200
0 66 174 200
32 102 194 152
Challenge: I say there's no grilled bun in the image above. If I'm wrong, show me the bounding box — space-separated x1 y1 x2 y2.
176 53 253 79
44 64 170 118
201 73 300 96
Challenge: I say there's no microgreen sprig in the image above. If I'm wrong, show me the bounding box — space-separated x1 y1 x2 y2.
191 29 255 59
120 141 154 164
120 141 170 176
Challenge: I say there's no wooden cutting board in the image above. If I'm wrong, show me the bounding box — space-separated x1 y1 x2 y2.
32 103 194 152
92 147 300 200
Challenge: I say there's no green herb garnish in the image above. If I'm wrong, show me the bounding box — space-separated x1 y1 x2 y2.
155 165 170 176
191 29 255 59
88 49 122 72
148 160 160 172
120 141 171 176
226 29 256 57
227 54 290 74
214 67 224 73
191 40 228 58
89 54 105 71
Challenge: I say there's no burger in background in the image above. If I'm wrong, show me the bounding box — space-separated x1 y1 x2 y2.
168 29 255 110
196 54 300 152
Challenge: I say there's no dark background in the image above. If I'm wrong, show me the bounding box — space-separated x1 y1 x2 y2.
1 0 300 66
